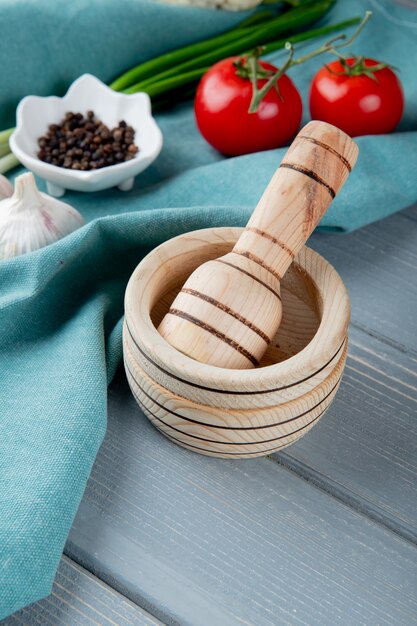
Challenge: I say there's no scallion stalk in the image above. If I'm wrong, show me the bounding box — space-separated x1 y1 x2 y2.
110 0 334 91
130 4 330 91
124 16 358 96
131 67 211 99
0 153 19 175
0 127 14 145
0 144 11 158
110 25 255 91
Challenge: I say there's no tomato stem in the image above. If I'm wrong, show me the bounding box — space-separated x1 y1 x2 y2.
234 47 276 80
324 55 393 82
248 10 372 113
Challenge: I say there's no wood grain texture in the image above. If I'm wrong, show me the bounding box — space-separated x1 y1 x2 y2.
124 336 345 457
265 205 417 543
158 121 357 368
309 207 417 353
65 370 417 626
1 556 162 626
124 337 345 431
276 323 417 543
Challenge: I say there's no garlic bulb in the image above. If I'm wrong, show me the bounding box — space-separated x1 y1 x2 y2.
0 172 85 260
0 174 13 200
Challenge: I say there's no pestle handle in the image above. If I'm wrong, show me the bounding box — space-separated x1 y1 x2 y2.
158 121 358 369
232 121 358 280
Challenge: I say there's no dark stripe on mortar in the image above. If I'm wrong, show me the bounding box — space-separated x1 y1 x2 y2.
125 357 340 431
124 320 346 395
135 390 329 446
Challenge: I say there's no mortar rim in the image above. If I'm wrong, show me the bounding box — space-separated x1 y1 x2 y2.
124 227 350 391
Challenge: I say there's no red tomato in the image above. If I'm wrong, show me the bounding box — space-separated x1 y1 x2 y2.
194 57 302 156
309 58 404 137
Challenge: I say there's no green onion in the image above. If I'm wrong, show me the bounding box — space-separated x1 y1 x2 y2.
133 67 210 99
124 0 335 92
124 16 357 96
0 153 19 175
0 127 14 145
0 128 14 163
0 144 10 158
110 25 255 91
110 0 334 91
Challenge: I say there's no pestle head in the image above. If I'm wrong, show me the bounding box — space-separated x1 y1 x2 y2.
158 121 358 369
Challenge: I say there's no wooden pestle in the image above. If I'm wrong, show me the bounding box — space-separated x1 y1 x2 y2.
158 121 358 369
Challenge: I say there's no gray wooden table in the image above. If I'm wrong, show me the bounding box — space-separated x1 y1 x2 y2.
4 204 417 626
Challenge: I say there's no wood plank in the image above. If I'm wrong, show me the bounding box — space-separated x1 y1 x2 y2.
1 556 163 626
275 323 417 542
309 207 417 353
402 204 417 222
65 371 417 626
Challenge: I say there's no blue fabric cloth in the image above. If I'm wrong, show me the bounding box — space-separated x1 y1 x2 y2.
0 0 416 618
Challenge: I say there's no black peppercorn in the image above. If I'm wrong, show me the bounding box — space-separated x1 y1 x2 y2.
37 111 140 171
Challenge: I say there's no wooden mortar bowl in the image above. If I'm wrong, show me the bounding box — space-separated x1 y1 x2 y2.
124 227 350 459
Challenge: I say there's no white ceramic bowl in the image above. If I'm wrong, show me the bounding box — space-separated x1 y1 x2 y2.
10 74 163 197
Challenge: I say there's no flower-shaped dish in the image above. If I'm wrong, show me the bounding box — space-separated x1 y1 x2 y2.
10 74 163 197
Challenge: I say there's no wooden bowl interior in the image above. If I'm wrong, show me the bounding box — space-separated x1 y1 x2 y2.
150 241 321 368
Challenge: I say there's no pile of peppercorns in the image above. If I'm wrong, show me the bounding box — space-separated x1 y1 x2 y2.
37 111 139 170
